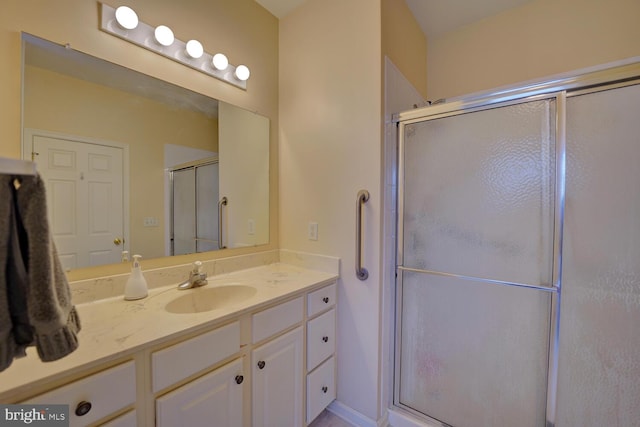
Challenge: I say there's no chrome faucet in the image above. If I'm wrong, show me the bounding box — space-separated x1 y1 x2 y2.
178 261 208 290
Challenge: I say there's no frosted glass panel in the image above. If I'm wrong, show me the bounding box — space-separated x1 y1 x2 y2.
558 84 640 427
399 271 551 427
196 163 219 253
402 100 555 286
172 168 196 255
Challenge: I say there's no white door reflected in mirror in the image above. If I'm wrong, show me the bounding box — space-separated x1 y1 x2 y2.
25 130 126 270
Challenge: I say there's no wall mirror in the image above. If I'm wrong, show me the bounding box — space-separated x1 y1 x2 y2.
21 33 270 272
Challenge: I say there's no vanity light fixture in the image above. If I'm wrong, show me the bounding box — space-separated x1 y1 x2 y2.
100 3 249 90
212 53 229 71
185 39 204 59
235 65 250 81
154 25 174 47
114 6 138 30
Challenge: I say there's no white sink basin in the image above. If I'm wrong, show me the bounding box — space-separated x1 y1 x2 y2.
165 285 257 314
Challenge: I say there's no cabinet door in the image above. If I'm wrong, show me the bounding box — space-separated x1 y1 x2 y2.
156 358 244 427
252 327 303 427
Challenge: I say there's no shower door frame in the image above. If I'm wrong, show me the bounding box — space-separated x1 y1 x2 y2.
392 59 640 427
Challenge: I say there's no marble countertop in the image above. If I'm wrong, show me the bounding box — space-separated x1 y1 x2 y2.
0 262 338 401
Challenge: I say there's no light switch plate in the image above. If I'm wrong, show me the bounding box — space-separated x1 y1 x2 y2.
308 222 318 240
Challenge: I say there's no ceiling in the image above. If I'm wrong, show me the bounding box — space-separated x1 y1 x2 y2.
255 0 532 37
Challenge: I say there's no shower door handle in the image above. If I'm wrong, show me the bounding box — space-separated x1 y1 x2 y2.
218 196 228 249
356 190 370 281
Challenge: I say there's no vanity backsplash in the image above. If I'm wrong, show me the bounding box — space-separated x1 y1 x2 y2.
70 249 339 304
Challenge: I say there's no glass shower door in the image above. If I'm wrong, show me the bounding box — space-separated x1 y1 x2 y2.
557 83 640 427
397 99 557 427
195 162 220 252
171 161 220 255
172 168 196 255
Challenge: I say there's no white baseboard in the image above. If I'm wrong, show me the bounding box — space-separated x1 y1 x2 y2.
327 400 382 427
387 407 440 427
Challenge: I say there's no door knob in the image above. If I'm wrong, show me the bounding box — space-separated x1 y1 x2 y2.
113 238 122 246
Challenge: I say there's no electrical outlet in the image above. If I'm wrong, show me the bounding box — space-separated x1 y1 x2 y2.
308 222 318 241
248 219 255 235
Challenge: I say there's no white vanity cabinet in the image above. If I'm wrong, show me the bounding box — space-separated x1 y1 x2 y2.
151 321 243 427
155 358 244 427
252 327 304 427
305 282 337 424
251 296 304 427
7 277 339 427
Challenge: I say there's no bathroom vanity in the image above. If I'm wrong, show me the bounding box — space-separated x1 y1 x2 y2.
0 253 338 427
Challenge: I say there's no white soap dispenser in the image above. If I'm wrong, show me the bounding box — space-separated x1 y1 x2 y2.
124 254 148 300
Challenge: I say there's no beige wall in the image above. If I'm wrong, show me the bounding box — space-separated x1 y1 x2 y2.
382 0 427 98
428 0 640 100
280 0 383 421
24 65 217 259
219 102 269 248
1 0 279 278
280 0 426 421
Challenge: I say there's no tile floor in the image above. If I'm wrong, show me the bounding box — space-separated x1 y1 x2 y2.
308 409 354 427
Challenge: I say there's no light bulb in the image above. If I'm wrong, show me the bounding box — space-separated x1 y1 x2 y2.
212 53 229 71
235 65 250 81
115 6 138 30
154 25 174 46
185 40 204 59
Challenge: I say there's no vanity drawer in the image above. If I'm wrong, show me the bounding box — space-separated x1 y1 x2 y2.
307 308 336 370
24 361 135 427
252 297 303 343
152 321 240 393
306 356 336 424
307 282 336 318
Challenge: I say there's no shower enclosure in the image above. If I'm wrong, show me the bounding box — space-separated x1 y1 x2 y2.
170 158 219 255
394 62 640 427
